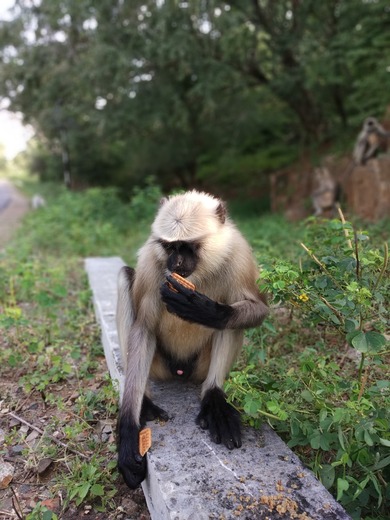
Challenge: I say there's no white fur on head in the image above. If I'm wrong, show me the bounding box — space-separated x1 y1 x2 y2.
152 190 225 242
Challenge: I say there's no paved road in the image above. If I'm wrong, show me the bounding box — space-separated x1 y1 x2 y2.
0 179 13 212
0 179 29 248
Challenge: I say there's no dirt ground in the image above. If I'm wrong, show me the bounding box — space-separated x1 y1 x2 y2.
0 182 151 519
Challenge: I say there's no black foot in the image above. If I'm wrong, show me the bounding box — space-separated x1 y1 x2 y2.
140 395 169 424
117 416 146 489
196 387 242 449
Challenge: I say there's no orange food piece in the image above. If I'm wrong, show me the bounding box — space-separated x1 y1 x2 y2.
139 428 152 457
168 272 195 292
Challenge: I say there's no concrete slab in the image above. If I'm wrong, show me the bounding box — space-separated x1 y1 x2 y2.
85 257 351 520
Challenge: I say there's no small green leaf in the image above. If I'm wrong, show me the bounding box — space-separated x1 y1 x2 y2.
370 455 390 471
301 390 313 402
319 464 335 489
346 330 360 344
244 396 261 416
338 426 346 451
78 482 91 501
352 476 370 499
350 331 368 352
309 430 321 449
91 483 105 496
348 331 387 353
319 409 327 423
344 319 357 333
364 429 374 446
337 478 349 501
333 408 348 424
8 354 17 367
320 433 331 451
364 331 386 352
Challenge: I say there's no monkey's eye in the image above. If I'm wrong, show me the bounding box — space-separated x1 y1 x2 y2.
158 240 175 253
158 239 202 255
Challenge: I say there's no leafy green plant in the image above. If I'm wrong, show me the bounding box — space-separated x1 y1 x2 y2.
227 216 389 518
0 202 123 516
26 504 59 520
262 217 388 377
59 456 117 511
2 181 388 518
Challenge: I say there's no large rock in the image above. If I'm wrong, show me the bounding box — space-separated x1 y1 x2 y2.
269 155 390 221
345 157 390 221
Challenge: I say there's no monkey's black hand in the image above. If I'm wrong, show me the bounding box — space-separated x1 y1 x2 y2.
197 387 242 450
161 275 234 329
117 416 146 489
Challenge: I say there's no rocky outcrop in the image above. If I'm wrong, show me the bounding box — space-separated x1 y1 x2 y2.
270 155 390 221
345 157 390 221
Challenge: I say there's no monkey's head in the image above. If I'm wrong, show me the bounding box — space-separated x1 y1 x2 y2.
364 117 378 132
152 191 229 278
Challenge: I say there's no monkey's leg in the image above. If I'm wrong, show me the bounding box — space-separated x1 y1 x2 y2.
117 325 157 488
140 393 169 423
364 142 378 162
116 267 159 488
197 330 244 449
117 266 136 365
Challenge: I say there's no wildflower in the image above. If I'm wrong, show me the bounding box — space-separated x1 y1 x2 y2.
299 293 309 302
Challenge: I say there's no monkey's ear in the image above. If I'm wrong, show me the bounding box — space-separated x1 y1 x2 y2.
159 197 168 207
216 201 226 224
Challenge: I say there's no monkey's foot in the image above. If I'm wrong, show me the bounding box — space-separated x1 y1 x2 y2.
196 387 242 450
117 418 147 489
141 395 169 423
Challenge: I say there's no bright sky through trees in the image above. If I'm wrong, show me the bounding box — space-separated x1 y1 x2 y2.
0 0 33 159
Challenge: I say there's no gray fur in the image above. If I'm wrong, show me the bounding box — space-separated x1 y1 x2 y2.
117 191 268 425
353 117 390 165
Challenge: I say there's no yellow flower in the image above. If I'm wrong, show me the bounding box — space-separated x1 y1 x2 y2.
299 293 309 302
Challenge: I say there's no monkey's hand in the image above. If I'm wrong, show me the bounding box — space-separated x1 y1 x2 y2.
161 275 234 329
197 387 242 449
117 417 146 489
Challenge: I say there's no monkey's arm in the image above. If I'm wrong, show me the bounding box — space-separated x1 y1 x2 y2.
161 275 268 330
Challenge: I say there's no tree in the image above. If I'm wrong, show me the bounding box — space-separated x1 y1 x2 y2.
0 0 389 190
209 0 390 137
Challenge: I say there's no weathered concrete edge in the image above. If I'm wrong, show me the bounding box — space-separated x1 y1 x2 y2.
85 256 352 520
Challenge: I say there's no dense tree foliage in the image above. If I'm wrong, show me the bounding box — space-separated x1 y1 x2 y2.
0 0 389 190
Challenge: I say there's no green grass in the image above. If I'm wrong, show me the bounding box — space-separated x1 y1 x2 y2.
0 180 389 519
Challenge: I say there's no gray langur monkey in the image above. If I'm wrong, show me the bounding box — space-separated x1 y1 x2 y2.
31 194 46 209
311 167 338 216
116 190 268 488
353 117 390 165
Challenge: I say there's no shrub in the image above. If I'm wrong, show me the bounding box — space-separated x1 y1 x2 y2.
228 215 390 519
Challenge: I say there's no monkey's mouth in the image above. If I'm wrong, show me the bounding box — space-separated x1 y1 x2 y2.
171 269 190 278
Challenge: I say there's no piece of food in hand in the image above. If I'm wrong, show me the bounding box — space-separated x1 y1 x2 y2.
139 428 152 457
168 272 195 292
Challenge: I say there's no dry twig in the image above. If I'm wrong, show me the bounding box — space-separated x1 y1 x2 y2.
7 411 88 459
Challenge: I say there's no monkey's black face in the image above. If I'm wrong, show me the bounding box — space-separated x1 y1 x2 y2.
159 240 200 277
